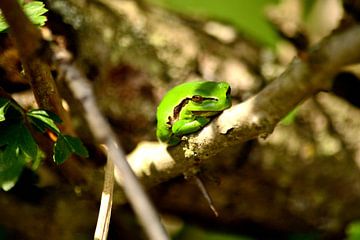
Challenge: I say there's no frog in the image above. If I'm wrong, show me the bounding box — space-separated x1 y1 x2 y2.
156 81 232 146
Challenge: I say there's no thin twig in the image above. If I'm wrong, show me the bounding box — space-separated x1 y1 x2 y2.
94 156 114 240
194 176 218 217
54 50 169 240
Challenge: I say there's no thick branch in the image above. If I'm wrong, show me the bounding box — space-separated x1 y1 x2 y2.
121 25 360 187
0 0 73 134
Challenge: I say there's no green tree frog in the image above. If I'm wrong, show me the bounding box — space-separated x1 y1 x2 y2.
156 81 232 146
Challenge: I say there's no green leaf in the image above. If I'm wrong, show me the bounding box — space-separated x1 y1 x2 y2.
0 98 11 122
27 109 61 134
0 14 8 33
31 148 45 170
0 122 38 159
0 123 19 146
0 0 48 33
0 142 26 191
53 134 88 164
23 1 48 26
281 107 299 125
28 109 62 123
0 122 42 190
18 124 38 160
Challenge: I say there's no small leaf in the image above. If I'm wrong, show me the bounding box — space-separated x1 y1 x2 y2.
24 1 48 16
28 109 62 123
63 135 89 158
0 143 26 191
53 134 88 164
0 98 11 122
0 122 38 160
17 124 38 160
23 1 48 26
0 1 48 33
0 15 9 33
53 135 71 165
27 109 61 134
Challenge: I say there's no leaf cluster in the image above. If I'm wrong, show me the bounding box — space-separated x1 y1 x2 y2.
0 98 88 191
0 0 48 32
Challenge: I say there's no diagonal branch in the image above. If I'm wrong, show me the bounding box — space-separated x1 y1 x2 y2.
120 25 360 188
0 1 169 239
55 53 169 240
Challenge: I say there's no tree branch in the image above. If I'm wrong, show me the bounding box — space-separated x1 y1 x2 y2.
119 25 360 187
54 52 169 240
0 1 169 239
0 0 73 134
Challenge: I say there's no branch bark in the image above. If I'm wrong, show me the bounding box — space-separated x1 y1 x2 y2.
119 25 360 187
0 1 169 239
0 0 73 134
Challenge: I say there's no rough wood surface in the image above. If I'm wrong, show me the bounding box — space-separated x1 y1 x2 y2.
1 0 360 238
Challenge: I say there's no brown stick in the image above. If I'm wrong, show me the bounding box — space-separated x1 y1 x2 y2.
0 0 73 134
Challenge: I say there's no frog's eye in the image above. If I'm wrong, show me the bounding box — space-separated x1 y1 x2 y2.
191 95 203 102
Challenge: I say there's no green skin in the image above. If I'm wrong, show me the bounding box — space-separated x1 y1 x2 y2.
156 81 232 146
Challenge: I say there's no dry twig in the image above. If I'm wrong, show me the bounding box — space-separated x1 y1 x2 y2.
94 156 114 240
54 50 169 240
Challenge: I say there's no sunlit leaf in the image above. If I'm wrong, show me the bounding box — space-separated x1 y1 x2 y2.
0 98 11 122
0 15 8 33
23 1 48 26
0 0 48 33
27 109 61 134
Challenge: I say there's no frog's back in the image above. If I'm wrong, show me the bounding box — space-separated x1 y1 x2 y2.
157 81 208 124
156 81 229 143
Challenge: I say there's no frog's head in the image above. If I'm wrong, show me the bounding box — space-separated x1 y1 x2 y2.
186 81 232 116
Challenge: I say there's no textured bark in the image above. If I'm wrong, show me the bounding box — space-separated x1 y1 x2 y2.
1 0 360 238
45 0 360 232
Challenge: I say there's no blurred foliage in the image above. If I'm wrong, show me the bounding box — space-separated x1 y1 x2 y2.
0 0 48 32
346 221 360 240
302 0 316 19
281 106 299 125
146 0 280 47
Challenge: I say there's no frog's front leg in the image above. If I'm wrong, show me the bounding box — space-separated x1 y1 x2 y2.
172 117 210 136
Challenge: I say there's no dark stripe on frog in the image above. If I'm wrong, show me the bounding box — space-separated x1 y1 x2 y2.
171 96 218 122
